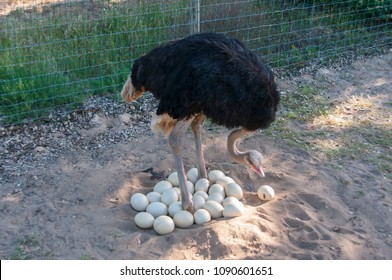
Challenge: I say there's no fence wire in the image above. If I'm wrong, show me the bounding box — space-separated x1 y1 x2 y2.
0 0 391 124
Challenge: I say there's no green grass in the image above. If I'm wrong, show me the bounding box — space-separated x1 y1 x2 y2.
9 235 39 260
267 84 392 180
0 1 189 123
253 0 392 70
0 0 391 124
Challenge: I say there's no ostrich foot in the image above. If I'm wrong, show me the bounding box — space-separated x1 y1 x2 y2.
181 199 195 214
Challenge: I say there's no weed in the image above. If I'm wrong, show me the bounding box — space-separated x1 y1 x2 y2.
9 235 40 260
80 252 94 260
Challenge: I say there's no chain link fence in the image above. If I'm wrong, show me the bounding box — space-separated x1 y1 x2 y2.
1 0 391 124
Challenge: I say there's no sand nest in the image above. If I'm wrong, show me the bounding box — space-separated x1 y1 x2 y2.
0 52 391 260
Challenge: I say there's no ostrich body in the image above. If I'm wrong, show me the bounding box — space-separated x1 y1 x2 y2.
121 33 280 212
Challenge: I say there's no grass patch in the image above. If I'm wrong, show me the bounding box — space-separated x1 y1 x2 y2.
80 252 94 260
0 1 189 123
268 79 392 179
9 235 40 260
280 85 331 121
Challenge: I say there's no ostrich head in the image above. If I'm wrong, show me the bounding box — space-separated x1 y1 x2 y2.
121 59 147 103
228 129 266 177
245 150 265 177
121 75 145 103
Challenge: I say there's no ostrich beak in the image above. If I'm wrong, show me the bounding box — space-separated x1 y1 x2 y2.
251 165 265 177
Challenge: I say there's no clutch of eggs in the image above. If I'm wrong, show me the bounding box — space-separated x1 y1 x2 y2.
130 168 273 235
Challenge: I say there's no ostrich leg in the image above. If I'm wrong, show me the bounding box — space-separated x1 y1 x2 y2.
169 118 195 212
191 114 208 179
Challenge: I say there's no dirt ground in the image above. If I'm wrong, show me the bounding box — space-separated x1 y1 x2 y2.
1 51 391 260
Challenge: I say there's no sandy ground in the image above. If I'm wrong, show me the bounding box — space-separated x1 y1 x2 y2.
1 52 391 260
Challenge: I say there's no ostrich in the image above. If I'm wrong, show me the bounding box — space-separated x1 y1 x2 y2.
121 33 280 212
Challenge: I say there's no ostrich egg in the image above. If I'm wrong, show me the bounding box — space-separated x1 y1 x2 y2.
153 216 175 235
208 170 225 183
225 183 243 199
146 202 168 218
195 178 210 193
153 180 173 194
173 210 194 228
167 172 179 187
194 209 211 225
203 200 224 219
257 185 275 201
168 201 182 217
130 193 149 212
134 212 155 229
146 191 161 203
186 168 199 184
216 176 235 188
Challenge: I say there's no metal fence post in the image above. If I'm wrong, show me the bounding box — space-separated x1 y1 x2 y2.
190 0 201 34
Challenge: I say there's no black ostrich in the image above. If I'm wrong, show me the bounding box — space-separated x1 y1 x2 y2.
121 33 280 212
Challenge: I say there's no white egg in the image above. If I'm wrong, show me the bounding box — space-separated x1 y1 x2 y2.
193 191 209 200
153 180 173 194
168 201 183 217
223 196 242 207
192 195 206 210
195 178 210 192
153 215 175 235
208 170 225 183
203 200 224 219
146 202 168 218
130 193 149 212
216 176 235 188
173 210 194 228
146 191 161 203
186 180 195 194
194 209 211 225
172 187 181 197
207 192 225 204
161 188 179 206
257 185 275 201
208 183 225 197
186 168 199 184
223 203 244 218
167 172 179 187
225 183 243 199
134 212 155 229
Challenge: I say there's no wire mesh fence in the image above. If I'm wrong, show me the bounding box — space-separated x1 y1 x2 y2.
1 0 391 125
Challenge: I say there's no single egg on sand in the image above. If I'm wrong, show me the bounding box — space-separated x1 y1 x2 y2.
257 185 275 201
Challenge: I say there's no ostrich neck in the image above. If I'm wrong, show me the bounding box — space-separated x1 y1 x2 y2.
227 128 250 164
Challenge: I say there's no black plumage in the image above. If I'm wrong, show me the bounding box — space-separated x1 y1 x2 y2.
130 33 280 131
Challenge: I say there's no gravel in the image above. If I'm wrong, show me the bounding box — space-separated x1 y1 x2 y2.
0 93 159 183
